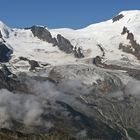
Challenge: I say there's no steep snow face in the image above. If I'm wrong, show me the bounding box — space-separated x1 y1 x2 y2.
0 21 12 38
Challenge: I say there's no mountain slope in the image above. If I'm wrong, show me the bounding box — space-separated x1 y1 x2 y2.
0 10 140 71
51 10 140 65
0 10 140 140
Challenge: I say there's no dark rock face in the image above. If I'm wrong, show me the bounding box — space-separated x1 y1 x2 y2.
30 26 85 58
19 56 40 71
29 60 40 71
55 101 124 140
0 64 12 76
56 34 74 54
120 27 140 59
97 44 105 57
0 30 2 38
0 65 30 93
31 26 57 45
112 14 124 22
0 42 13 62
56 34 84 57
73 47 84 58
0 65 18 91
121 26 128 35
93 56 102 65
19 56 29 61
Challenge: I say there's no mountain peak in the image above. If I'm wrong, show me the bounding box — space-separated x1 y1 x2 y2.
0 21 11 38
119 10 140 15
0 20 6 26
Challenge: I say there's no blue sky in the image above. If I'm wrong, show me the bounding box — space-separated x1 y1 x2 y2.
0 0 140 29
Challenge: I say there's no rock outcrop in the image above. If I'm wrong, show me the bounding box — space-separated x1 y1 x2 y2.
0 65 19 91
56 34 74 54
19 57 40 71
112 14 124 22
30 26 85 57
31 25 57 45
120 27 140 59
0 30 2 38
92 56 102 66
0 42 13 62
73 47 84 58
56 35 84 57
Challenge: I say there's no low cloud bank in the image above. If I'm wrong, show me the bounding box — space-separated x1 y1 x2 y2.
0 78 140 130
0 80 61 129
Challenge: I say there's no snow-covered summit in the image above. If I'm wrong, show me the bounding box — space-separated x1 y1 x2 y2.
0 10 140 72
0 21 12 38
50 10 140 63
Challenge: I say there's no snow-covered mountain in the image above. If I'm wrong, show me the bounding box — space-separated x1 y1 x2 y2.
0 10 140 72
1 10 140 140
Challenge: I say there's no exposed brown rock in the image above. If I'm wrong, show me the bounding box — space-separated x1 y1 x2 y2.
120 27 140 60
